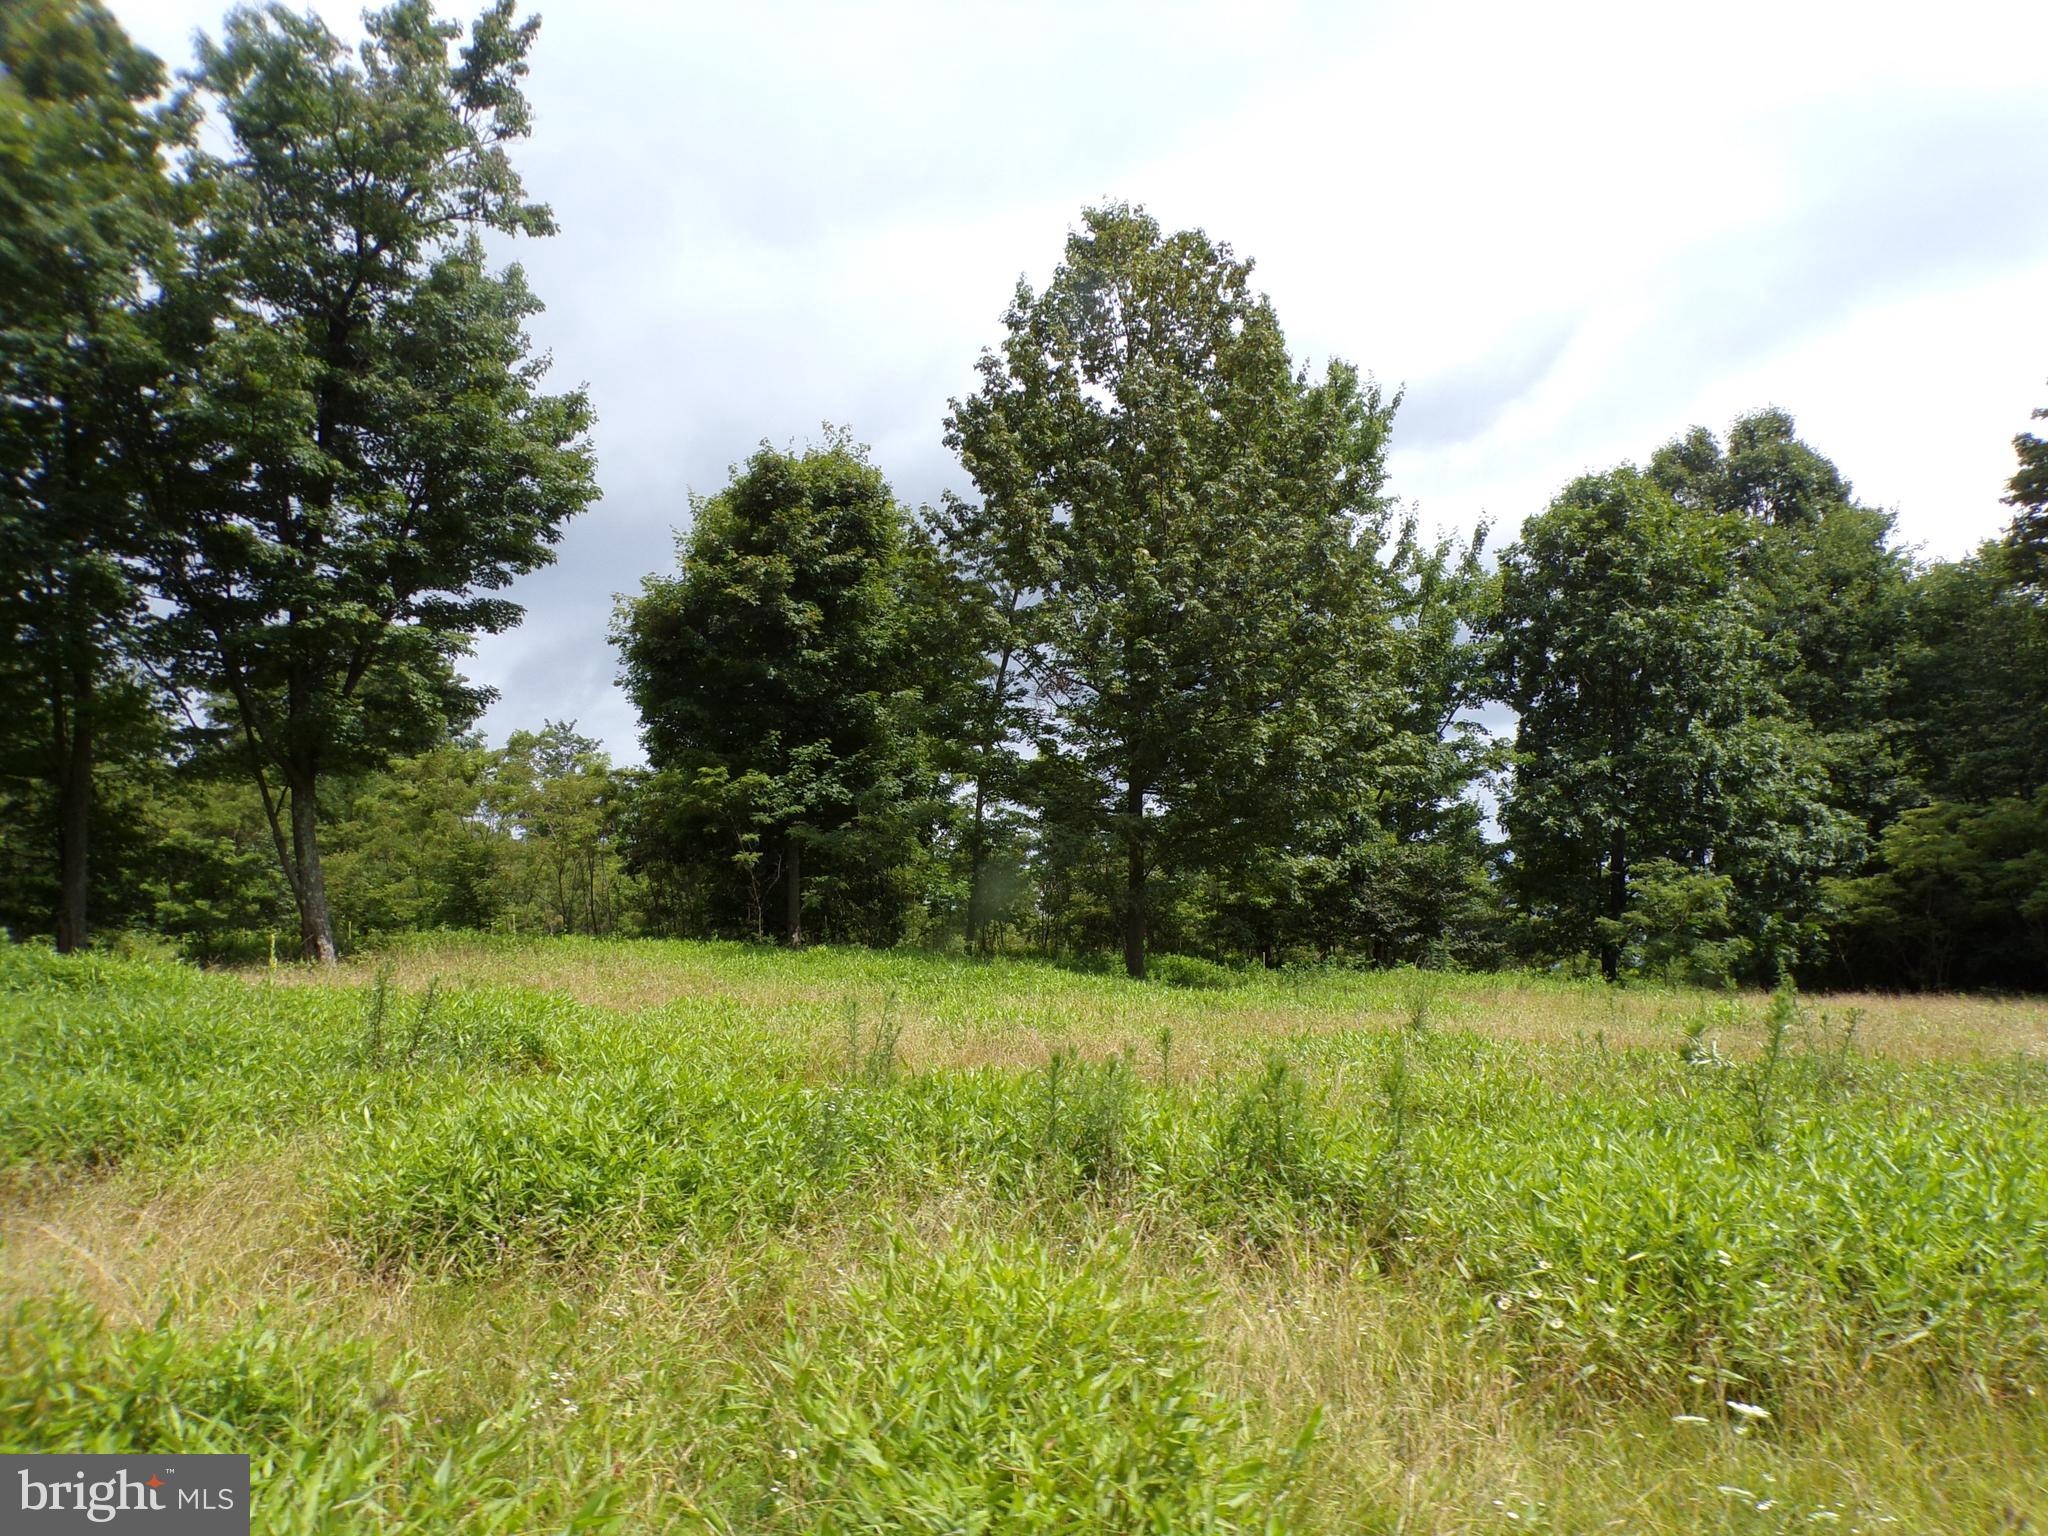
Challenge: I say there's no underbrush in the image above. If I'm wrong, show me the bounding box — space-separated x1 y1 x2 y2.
327 1043 1393 1274
1426 1095 2048 1396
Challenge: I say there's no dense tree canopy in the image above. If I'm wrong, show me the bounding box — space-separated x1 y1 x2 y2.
1487 467 1854 982
945 203 1400 978
0 1 2041 992
2007 386 2048 589
1650 409 1914 843
146 0 597 960
615 437 957 946
1833 524 2048 990
0 0 192 950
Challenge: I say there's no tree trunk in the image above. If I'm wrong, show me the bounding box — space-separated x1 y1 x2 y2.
53 677 91 954
966 614 1019 954
966 774 989 952
1122 782 1147 980
785 833 804 948
289 771 339 963
1601 827 1627 983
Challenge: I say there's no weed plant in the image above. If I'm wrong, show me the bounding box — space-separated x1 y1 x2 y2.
0 1298 626 1533
715 1234 1309 1532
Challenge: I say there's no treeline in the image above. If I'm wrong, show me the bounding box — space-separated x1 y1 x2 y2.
0 0 597 963
0 720 625 960
607 338 2048 991
4 3 2045 989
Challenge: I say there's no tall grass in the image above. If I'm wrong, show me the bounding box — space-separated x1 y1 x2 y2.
0 1298 626 1534
5 938 2046 1530
715 1234 1309 1532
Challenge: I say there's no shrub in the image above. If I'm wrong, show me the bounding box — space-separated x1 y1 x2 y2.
1425 1092 2048 1395
1149 953 1240 991
0 947 343 1167
0 948 577 1170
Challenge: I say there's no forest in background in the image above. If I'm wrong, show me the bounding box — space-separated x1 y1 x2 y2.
4 0 2047 990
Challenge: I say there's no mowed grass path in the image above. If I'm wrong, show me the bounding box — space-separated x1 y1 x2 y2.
3 936 2046 1533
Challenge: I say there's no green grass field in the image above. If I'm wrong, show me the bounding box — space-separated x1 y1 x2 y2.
4 936 2046 1532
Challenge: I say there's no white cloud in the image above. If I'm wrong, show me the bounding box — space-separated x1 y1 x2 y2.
107 0 2048 759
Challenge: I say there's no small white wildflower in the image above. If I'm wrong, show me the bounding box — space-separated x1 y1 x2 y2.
1727 1400 1771 1421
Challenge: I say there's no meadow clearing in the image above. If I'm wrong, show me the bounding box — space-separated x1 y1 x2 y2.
3 935 2046 1533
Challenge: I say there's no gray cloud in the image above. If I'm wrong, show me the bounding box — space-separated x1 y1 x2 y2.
1393 323 1580 450
108 0 2048 761
1632 94 2048 413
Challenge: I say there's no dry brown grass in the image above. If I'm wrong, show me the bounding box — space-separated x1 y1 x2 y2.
0 1143 369 1329
254 935 2048 1071
1201 1241 2048 1533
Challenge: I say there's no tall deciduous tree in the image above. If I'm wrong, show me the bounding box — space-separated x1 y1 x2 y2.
1488 468 1849 980
945 203 1397 978
1650 409 1914 838
321 736 501 939
1328 521 1501 966
0 0 192 949
1889 402 2048 812
1835 468 2048 999
1189 522 1499 969
615 436 942 947
148 1 596 961
1849 490 2048 987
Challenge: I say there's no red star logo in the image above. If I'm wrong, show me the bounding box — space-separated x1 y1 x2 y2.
147 1476 163 1488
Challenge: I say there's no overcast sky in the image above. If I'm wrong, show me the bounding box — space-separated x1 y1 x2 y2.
116 0 2048 762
